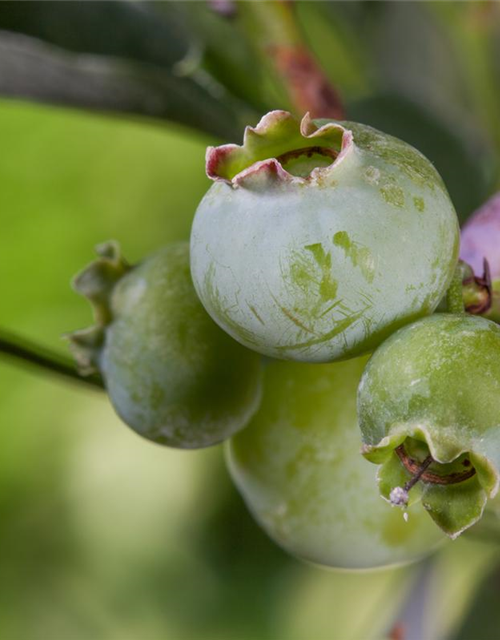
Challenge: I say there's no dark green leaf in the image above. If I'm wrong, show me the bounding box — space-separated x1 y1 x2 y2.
453 565 500 640
169 2 271 113
0 1 190 65
0 1 256 139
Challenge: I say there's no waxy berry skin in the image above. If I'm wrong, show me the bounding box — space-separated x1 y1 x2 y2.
191 110 459 363
69 242 263 449
358 314 500 538
227 356 446 570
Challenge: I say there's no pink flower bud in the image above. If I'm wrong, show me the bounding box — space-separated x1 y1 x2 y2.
460 192 500 279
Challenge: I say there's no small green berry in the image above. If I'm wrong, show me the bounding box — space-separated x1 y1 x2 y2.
68 242 263 448
358 313 500 538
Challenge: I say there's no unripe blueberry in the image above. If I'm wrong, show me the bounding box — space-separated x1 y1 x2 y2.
191 110 459 363
358 313 500 538
68 242 263 448
228 356 446 570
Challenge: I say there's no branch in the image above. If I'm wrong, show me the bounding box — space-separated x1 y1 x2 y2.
0 329 104 390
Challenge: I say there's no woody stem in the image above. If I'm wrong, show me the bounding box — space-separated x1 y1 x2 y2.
403 455 434 492
0 329 104 390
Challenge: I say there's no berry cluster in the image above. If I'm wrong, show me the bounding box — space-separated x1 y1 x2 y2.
69 111 500 569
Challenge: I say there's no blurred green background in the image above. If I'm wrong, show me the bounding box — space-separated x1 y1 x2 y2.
1 2 500 639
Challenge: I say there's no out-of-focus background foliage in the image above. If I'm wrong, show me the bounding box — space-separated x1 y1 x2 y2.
1 2 500 639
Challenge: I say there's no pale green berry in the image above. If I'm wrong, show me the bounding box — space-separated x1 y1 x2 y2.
228 356 446 569
191 110 459 363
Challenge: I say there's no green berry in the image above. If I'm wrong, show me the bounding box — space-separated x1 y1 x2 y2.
191 110 459 363
358 313 500 538
68 242 263 448
227 356 446 569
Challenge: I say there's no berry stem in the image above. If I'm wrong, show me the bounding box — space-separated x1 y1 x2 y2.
0 329 104 390
390 449 435 507
446 264 466 314
403 455 434 492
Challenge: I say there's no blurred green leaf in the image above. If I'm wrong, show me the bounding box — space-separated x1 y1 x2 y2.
170 2 271 114
365 2 468 113
0 1 190 63
346 94 495 223
0 1 255 139
296 1 373 101
466 492 500 545
328 3 500 171
421 539 500 640
429 2 500 157
453 564 500 640
279 562 417 640
0 99 209 353
387 538 500 640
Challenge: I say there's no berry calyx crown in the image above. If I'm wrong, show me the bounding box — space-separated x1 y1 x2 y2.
206 110 353 187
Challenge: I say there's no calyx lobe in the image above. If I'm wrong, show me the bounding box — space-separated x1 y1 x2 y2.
206 110 352 187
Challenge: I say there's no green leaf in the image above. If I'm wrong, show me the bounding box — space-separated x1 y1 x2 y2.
392 539 500 640
0 1 190 64
295 1 372 99
454 562 500 640
172 2 271 113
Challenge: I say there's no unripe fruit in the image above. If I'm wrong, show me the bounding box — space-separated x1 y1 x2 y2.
68 242 263 448
358 314 500 538
191 110 459 363
227 356 446 570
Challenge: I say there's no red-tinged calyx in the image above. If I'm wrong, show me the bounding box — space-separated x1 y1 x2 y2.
206 110 352 187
